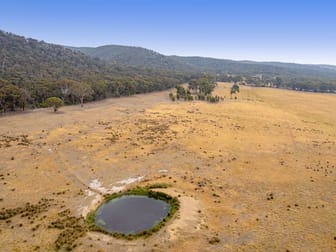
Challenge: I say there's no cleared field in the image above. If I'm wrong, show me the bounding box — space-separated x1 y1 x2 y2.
0 83 335 251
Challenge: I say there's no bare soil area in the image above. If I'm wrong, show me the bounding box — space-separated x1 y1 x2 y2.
0 83 335 251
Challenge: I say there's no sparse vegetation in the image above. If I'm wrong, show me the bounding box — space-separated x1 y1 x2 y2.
0 198 53 220
0 83 336 251
50 209 87 251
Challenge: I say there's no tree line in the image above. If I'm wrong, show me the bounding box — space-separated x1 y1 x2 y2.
0 30 189 112
0 74 188 112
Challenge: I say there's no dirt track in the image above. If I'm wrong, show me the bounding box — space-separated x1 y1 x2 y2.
0 83 335 251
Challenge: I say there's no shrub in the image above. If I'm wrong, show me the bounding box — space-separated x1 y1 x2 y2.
44 97 64 112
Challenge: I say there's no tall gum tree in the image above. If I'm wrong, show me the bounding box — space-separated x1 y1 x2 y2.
70 82 94 107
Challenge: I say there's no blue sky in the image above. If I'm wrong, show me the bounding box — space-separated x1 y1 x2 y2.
1 0 336 65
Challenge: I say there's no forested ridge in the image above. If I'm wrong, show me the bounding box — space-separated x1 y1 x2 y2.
0 30 188 112
75 45 336 93
72 45 194 72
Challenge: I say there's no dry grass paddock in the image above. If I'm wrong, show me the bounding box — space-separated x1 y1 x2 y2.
0 83 335 251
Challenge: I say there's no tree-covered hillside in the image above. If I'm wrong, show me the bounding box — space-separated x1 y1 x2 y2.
73 45 336 82
0 30 188 112
74 45 194 72
74 44 336 93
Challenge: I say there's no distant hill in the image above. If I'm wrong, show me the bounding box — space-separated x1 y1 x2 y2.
74 44 336 91
169 56 336 80
73 45 194 72
0 30 187 111
0 31 109 84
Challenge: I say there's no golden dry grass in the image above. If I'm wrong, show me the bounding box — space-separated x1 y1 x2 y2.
0 83 335 251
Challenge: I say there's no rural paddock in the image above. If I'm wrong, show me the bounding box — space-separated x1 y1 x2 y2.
0 83 335 251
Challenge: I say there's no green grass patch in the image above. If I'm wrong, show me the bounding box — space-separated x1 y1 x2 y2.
146 182 171 189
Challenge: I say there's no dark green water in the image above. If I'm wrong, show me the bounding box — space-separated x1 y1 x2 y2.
95 195 170 234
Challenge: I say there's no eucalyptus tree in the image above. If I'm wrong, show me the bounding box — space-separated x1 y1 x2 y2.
230 82 240 99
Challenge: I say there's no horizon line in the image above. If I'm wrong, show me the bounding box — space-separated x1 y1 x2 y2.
2 28 336 67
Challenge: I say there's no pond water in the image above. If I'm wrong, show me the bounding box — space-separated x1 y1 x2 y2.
95 195 170 234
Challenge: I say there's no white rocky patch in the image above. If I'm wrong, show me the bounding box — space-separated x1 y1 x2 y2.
79 176 144 216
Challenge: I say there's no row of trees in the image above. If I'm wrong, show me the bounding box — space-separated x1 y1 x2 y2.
0 80 94 112
0 74 186 113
